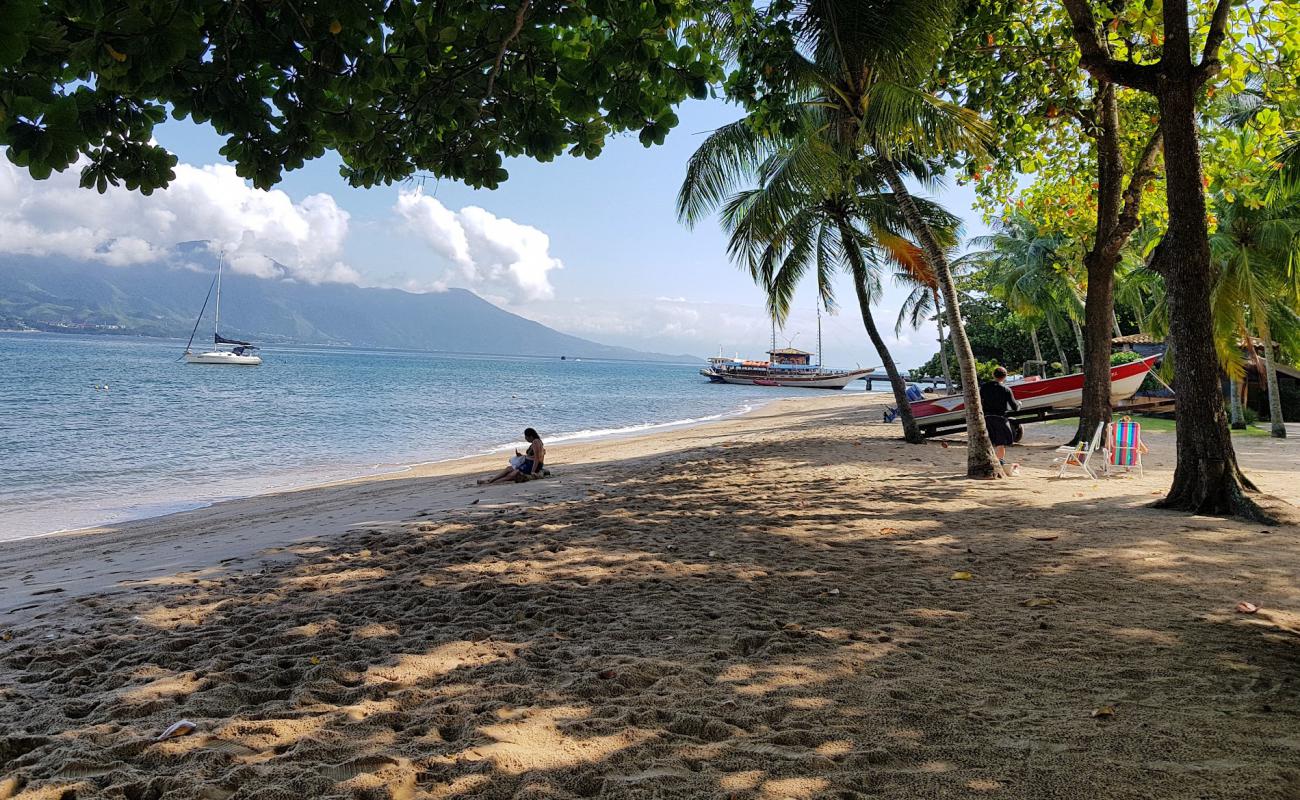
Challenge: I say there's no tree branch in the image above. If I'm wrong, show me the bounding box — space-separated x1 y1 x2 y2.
1059 0 1160 92
485 0 530 101
1195 0 1234 85
1103 127 1163 263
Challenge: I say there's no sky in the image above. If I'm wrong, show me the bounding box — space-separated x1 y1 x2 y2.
0 95 990 369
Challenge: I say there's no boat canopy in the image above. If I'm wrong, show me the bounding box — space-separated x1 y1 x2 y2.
215 333 252 346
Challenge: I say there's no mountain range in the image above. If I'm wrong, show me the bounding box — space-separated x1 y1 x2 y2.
0 252 694 362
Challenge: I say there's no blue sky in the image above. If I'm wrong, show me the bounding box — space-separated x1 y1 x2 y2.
2 95 990 369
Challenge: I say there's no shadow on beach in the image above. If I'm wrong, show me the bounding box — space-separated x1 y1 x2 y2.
2 400 1299 799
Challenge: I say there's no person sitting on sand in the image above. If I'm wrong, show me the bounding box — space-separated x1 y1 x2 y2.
979 366 1020 473
478 428 546 484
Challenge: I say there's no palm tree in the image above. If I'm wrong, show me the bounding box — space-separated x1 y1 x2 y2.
1209 181 1300 438
679 113 959 444
971 215 1086 373
1124 182 1300 438
724 0 1001 476
895 248 980 388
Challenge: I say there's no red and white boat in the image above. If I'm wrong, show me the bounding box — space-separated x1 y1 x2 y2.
907 356 1159 432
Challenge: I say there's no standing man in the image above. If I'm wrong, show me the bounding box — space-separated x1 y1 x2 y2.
979 366 1020 473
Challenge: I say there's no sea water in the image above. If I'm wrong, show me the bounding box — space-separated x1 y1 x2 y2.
0 333 873 540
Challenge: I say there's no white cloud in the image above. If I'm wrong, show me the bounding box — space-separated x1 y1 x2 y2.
510 295 934 367
0 156 358 284
394 189 561 302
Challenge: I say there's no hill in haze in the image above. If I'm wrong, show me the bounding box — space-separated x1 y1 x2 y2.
0 254 694 362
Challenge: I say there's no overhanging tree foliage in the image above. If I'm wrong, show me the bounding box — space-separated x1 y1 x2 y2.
1 0 723 192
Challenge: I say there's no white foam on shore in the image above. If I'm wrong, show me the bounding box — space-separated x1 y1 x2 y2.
487 403 760 452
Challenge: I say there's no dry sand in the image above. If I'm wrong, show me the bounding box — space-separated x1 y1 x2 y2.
1 394 1298 799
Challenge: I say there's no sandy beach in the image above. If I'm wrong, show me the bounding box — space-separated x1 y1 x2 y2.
2 394 1299 799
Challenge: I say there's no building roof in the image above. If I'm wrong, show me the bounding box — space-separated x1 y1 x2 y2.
1112 333 1163 345
769 348 812 355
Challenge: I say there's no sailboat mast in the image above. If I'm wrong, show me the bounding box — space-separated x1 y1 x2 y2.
214 254 223 339
817 306 823 368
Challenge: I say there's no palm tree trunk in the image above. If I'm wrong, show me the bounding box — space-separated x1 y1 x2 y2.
1046 316 1068 372
849 261 923 444
881 160 1000 477
1030 326 1044 370
1229 377 1246 430
1070 318 1085 370
1112 309 1123 338
1263 340 1288 438
933 289 953 390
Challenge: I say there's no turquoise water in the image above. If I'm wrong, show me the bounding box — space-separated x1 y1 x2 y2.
0 333 872 540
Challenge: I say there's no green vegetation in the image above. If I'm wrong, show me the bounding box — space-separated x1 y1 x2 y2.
1 0 723 191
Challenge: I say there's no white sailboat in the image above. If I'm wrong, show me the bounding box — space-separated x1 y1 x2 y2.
183 256 262 366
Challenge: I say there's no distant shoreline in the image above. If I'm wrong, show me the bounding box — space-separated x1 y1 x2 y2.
0 328 705 365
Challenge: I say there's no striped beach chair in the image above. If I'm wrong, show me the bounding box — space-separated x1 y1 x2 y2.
1109 416 1146 476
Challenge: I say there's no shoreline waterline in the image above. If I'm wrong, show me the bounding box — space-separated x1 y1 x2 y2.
8 334 896 543
16 397 775 543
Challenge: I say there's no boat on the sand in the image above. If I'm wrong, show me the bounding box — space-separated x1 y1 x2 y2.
901 355 1159 436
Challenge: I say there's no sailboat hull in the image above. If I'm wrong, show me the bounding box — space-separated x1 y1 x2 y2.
185 351 263 366
699 367 872 389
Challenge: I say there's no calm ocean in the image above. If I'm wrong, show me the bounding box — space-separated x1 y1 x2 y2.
1 333 873 540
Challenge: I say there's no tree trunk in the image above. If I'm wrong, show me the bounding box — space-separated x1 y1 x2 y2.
881 161 1000 477
1228 377 1246 429
934 289 953 390
1030 326 1044 369
1153 2 1268 519
1263 340 1288 438
1074 82 1163 445
1046 315 1069 371
849 260 924 444
1070 317 1085 369
1077 250 1116 441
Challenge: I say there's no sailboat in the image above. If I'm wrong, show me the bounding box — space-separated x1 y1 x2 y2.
183 255 263 366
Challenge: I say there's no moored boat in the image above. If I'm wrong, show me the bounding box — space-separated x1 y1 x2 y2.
183 255 263 366
700 348 873 389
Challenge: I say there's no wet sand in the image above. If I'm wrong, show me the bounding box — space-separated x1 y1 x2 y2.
1 394 1298 799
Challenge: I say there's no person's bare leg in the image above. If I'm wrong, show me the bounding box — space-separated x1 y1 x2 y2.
995 445 1006 462
479 467 513 485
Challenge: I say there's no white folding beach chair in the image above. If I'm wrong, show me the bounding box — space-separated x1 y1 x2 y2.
1053 422 1108 478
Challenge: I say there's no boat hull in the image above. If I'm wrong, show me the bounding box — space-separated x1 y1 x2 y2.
185 351 263 366
907 357 1157 424
700 368 873 389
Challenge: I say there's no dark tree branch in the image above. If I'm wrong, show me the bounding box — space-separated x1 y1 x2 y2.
1059 0 1160 92
485 0 530 101
1195 0 1234 85
1103 127 1163 263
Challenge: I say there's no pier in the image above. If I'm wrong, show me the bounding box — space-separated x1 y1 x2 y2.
861 375 953 392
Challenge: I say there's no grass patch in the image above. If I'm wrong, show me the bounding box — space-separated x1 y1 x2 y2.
1044 414 1269 437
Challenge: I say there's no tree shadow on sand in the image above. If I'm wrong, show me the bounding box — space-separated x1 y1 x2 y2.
2 425 1299 800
